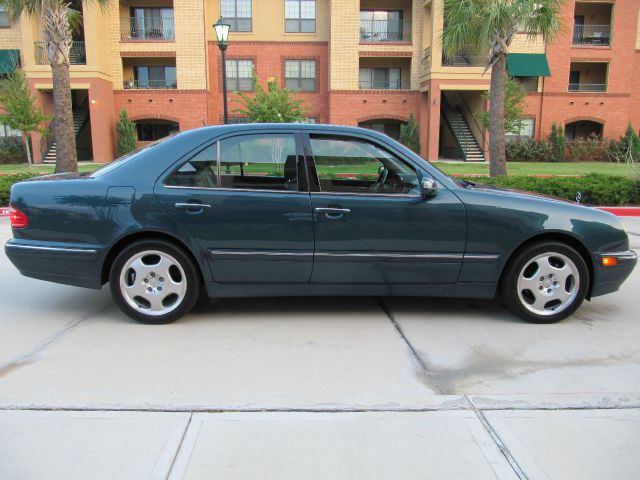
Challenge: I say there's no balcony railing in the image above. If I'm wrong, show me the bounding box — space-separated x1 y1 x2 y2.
359 20 408 42
568 83 607 93
123 79 177 89
34 41 86 65
359 80 410 90
122 16 175 41
572 24 611 46
442 51 486 67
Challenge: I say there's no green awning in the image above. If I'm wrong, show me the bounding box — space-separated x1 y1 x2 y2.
0 50 20 75
507 53 550 77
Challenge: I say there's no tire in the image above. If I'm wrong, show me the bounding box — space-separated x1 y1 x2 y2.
501 241 589 324
109 239 201 324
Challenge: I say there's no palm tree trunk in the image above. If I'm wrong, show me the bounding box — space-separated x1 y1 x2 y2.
43 2 78 174
51 62 77 173
489 54 507 177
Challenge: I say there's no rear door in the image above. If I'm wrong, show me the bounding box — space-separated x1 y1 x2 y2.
304 132 466 285
155 130 314 283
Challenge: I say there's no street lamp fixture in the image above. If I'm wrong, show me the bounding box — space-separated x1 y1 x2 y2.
214 18 231 124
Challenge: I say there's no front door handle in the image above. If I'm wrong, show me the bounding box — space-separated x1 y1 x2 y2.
174 202 212 210
314 207 351 219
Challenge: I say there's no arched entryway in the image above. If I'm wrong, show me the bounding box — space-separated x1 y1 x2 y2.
134 119 179 143
358 119 406 140
565 120 603 140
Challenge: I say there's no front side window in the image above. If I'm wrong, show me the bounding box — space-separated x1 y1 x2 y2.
220 134 298 191
285 0 315 33
309 135 419 195
285 60 316 91
166 143 218 188
226 59 254 92
221 0 252 32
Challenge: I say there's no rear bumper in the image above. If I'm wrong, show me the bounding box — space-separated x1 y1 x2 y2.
591 250 637 297
5 239 105 289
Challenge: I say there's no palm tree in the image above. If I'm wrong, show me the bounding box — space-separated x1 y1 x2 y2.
442 0 562 176
2 0 109 173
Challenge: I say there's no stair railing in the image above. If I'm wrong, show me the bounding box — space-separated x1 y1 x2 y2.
440 95 469 161
453 91 486 154
73 97 90 137
40 118 56 163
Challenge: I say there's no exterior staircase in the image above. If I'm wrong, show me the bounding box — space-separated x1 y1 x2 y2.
42 100 90 164
441 97 485 162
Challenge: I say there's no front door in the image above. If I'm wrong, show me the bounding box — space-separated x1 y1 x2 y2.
155 131 314 283
304 133 466 285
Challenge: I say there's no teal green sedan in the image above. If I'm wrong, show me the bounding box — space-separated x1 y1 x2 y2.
5 124 637 324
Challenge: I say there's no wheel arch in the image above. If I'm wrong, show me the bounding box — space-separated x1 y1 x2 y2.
498 231 594 299
101 230 206 286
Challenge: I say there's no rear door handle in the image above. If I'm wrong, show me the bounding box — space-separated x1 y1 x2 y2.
174 202 212 210
314 207 351 218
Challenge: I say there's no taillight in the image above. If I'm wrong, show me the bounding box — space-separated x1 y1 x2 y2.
9 205 29 229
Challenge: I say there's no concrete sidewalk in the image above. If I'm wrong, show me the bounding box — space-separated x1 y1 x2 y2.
1 217 639 479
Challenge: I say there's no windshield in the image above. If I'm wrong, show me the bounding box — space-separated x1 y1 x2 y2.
88 139 165 178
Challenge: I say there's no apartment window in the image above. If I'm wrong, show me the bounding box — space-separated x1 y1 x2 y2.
285 60 316 91
285 0 315 33
132 66 176 88
513 76 538 93
226 60 253 91
360 10 403 41
359 67 402 90
221 0 252 32
137 121 179 141
0 124 21 137
129 8 174 40
0 7 10 27
506 118 535 141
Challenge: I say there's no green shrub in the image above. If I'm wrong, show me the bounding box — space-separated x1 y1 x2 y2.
548 123 565 162
459 173 640 206
115 110 137 157
565 136 612 162
0 172 40 205
0 137 26 164
399 113 420 154
505 140 552 162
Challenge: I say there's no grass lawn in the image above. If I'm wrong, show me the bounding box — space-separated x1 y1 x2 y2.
433 161 628 176
0 163 105 175
0 161 630 177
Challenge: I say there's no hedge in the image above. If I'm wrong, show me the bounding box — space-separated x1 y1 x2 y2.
1 172 639 208
459 174 640 206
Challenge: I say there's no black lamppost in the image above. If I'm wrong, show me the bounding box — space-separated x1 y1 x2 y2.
214 18 230 124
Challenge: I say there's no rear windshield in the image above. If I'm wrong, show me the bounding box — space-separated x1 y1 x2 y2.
88 139 165 178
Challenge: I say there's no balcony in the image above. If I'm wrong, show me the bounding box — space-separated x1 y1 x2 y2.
568 83 607 93
358 79 410 90
34 41 86 65
359 20 408 42
123 79 177 89
442 51 486 67
572 24 611 46
121 16 175 41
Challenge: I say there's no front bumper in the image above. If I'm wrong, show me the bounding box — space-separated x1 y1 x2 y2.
591 250 637 297
5 239 105 289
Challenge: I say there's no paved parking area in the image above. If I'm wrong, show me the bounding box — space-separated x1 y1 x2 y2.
1 217 639 479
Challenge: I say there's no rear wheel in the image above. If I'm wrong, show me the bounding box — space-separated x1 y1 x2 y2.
502 241 589 323
109 240 200 324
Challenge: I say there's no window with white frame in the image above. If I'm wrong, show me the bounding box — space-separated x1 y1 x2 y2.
285 60 316 91
506 118 535 141
285 0 315 33
226 59 254 92
220 0 252 32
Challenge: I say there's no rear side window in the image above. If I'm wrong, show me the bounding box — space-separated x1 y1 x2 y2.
165 143 218 188
220 134 298 191
309 135 419 195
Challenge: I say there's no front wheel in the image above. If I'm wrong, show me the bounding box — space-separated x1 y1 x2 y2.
109 240 201 324
501 241 589 323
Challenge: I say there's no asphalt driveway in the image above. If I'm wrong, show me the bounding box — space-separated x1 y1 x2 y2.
1 217 639 479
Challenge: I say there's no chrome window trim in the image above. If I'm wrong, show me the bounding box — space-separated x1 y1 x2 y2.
6 244 98 254
310 191 422 199
164 185 306 195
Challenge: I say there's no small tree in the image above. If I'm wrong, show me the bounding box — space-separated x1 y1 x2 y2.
0 69 51 166
399 114 420 154
115 109 137 156
235 76 307 123
476 78 526 136
609 124 640 178
548 123 565 162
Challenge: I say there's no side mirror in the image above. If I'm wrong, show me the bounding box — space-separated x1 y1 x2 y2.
420 177 438 197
